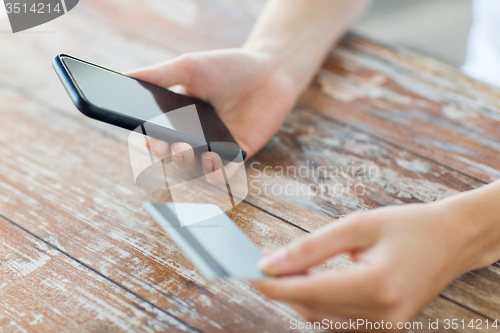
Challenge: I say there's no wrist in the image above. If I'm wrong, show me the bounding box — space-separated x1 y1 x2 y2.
242 40 313 98
242 0 371 97
438 182 500 274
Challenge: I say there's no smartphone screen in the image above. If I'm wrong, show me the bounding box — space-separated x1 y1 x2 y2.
60 56 237 145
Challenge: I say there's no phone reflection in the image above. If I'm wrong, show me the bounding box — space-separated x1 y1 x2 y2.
128 105 248 219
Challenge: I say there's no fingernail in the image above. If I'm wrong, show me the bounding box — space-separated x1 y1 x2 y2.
258 249 288 273
202 155 213 171
172 152 184 163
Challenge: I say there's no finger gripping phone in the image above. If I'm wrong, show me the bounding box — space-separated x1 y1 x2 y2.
53 54 245 161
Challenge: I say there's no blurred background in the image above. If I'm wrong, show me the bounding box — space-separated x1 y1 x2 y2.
356 0 472 66
0 0 473 66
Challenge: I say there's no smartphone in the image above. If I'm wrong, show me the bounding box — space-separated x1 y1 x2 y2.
144 202 267 280
53 54 245 161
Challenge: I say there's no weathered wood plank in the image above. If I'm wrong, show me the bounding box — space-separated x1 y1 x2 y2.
1 0 500 328
0 216 195 333
0 89 313 332
443 263 500 320
4 2 500 187
246 104 482 229
0 85 491 331
0 0 495 228
411 298 491 333
0 0 263 120
0 3 486 232
0 3 179 143
79 0 265 52
245 106 500 321
300 34 500 183
2 11 499 328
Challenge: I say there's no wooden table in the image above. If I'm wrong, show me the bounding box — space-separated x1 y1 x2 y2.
1 0 500 332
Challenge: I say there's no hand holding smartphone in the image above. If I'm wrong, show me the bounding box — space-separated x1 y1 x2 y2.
53 54 246 163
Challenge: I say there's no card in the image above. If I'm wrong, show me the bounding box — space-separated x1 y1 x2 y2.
144 202 268 280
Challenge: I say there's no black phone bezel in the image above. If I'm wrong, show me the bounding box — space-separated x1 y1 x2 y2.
52 54 246 161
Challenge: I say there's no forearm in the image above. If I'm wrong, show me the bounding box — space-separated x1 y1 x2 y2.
244 0 370 95
441 179 500 273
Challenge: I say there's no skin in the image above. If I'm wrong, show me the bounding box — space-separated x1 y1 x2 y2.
128 0 500 329
128 48 297 184
127 0 369 184
253 181 500 330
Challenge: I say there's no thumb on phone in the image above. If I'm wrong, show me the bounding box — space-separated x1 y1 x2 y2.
126 55 195 90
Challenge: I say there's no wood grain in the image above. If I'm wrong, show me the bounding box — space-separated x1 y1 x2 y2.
411 297 491 333
0 1 486 231
300 34 500 183
0 89 312 333
245 104 482 230
0 85 492 331
443 263 500 320
3 1 500 190
0 0 264 120
1 0 500 331
0 216 195 333
0 2 180 143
